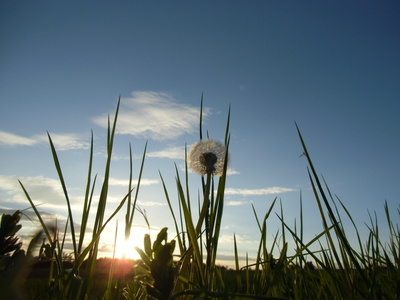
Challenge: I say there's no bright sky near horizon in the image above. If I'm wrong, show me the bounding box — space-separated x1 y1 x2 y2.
1 1 399 266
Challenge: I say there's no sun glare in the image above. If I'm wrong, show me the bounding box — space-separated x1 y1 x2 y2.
113 226 149 260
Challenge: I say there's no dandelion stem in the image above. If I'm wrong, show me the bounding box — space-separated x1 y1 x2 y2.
174 172 212 294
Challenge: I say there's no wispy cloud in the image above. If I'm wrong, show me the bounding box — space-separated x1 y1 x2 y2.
225 187 297 196
0 131 89 151
226 200 248 206
0 174 89 212
218 233 252 244
44 133 90 151
92 91 210 141
0 174 65 205
137 200 166 207
0 131 38 146
227 168 240 176
147 146 185 160
108 177 159 186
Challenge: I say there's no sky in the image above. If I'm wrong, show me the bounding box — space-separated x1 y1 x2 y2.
0 1 399 267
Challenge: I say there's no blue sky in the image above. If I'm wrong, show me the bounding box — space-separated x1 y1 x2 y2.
1 1 399 266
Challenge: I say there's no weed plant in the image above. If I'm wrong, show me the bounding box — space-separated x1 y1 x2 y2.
2 97 398 299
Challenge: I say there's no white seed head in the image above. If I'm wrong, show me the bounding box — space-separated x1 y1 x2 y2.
188 139 227 176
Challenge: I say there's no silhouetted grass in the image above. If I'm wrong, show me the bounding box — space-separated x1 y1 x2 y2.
1 97 397 299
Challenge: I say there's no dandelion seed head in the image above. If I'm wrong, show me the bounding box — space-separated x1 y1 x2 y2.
188 139 227 176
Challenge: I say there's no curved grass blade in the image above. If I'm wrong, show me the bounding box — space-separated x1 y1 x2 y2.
159 171 184 254
79 131 95 255
47 132 78 260
125 141 147 240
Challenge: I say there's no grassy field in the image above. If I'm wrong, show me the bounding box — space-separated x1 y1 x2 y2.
1 98 398 299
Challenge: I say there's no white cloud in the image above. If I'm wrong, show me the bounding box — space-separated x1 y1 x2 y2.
218 234 251 244
0 174 65 205
147 146 185 160
92 91 210 141
108 177 159 187
136 200 166 207
227 200 248 206
0 131 38 146
41 133 90 151
225 187 297 196
0 131 89 151
0 175 90 212
227 168 240 176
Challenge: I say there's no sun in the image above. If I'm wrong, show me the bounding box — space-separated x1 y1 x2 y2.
113 226 148 260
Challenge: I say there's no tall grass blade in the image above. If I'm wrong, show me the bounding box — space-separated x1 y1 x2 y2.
82 97 121 298
159 172 184 254
104 221 118 300
199 93 204 140
19 181 54 248
78 130 95 255
296 123 370 294
125 143 134 240
125 141 147 240
174 164 205 288
67 193 129 285
47 132 78 260
233 234 242 291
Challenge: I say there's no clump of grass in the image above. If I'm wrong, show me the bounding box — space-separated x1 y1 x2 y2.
129 99 398 299
158 98 230 296
224 126 399 300
18 98 146 300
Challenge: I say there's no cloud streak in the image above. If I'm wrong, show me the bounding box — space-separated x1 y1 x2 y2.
225 187 297 196
226 200 248 206
0 131 38 146
0 174 94 213
108 177 159 187
44 133 90 151
147 146 185 160
0 131 89 151
92 91 210 141
0 174 65 205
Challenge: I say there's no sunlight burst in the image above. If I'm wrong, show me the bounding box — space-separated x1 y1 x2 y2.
113 226 149 260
